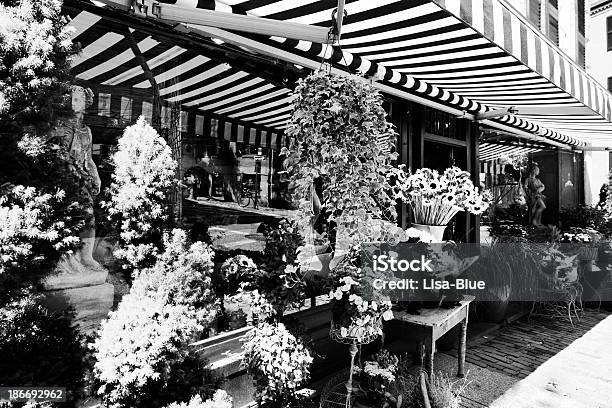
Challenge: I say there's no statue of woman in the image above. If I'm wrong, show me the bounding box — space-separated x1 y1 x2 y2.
524 164 546 227
48 85 105 274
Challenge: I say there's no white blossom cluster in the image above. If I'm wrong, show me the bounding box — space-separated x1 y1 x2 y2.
329 274 393 342
362 361 396 384
0 0 75 115
91 230 218 408
393 166 491 225
241 322 313 405
163 390 233 408
104 116 177 244
0 185 80 274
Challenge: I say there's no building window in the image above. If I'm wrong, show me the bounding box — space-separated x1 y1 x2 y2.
528 0 541 28
608 16 612 51
98 93 111 117
577 0 585 35
608 77 612 92
578 42 585 68
141 101 153 124
549 15 559 45
120 96 132 122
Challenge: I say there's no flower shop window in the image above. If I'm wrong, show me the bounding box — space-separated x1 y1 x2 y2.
423 107 461 141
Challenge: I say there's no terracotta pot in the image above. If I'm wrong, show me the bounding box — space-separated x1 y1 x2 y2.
412 223 447 242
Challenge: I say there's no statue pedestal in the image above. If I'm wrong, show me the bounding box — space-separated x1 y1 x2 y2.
42 252 114 336
41 283 114 336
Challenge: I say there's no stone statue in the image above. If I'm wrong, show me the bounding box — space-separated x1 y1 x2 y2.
524 164 546 227
42 86 113 335
50 86 105 273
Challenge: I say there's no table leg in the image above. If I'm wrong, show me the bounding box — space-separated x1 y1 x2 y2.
427 335 435 381
457 315 468 378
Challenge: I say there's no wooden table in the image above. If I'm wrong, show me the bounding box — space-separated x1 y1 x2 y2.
393 295 475 379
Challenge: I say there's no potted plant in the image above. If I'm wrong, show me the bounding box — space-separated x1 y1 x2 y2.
328 250 395 344
282 71 400 250
351 350 399 408
241 321 313 408
393 167 491 242
560 227 600 261
427 371 470 408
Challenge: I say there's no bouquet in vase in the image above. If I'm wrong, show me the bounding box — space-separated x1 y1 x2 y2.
393 166 491 226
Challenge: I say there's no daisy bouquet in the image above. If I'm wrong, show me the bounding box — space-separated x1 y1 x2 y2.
393 166 491 226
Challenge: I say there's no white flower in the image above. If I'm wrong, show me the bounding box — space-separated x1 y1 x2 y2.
382 309 394 321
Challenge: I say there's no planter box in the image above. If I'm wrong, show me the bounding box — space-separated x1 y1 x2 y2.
190 297 342 407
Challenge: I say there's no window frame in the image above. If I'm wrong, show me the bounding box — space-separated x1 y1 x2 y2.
548 15 559 46
607 16 612 52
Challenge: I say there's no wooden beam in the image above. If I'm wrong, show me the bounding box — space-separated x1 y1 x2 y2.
123 26 161 128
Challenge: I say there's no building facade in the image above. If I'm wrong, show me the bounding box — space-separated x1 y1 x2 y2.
588 0 612 91
509 0 587 67
586 0 612 204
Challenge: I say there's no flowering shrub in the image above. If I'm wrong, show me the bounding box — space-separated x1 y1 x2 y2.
242 322 313 407
164 391 232 408
130 229 218 324
283 71 399 245
103 117 177 270
0 185 82 280
92 230 219 408
0 0 75 130
559 229 595 244
393 166 490 225
91 291 207 408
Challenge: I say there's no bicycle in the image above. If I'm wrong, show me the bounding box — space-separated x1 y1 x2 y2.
238 180 259 209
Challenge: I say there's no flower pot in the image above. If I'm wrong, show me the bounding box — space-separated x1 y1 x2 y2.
412 223 447 242
578 247 598 261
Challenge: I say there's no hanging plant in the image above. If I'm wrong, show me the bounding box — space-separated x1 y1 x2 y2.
282 71 400 246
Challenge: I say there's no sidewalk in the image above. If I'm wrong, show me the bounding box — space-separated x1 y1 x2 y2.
438 309 612 407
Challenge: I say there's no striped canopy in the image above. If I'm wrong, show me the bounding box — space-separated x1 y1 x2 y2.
66 0 612 150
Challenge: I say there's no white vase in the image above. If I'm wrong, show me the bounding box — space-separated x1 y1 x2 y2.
412 223 447 242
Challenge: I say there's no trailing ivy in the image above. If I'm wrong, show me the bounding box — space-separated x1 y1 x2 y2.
283 71 399 245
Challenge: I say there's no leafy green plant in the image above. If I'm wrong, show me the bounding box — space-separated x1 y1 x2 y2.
283 71 399 246
0 290 89 408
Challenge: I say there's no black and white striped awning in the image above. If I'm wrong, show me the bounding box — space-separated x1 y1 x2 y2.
69 8 294 144
66 0 612 148
479 142 542 162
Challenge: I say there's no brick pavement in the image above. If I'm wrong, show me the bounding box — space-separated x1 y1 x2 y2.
446 308 611 381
